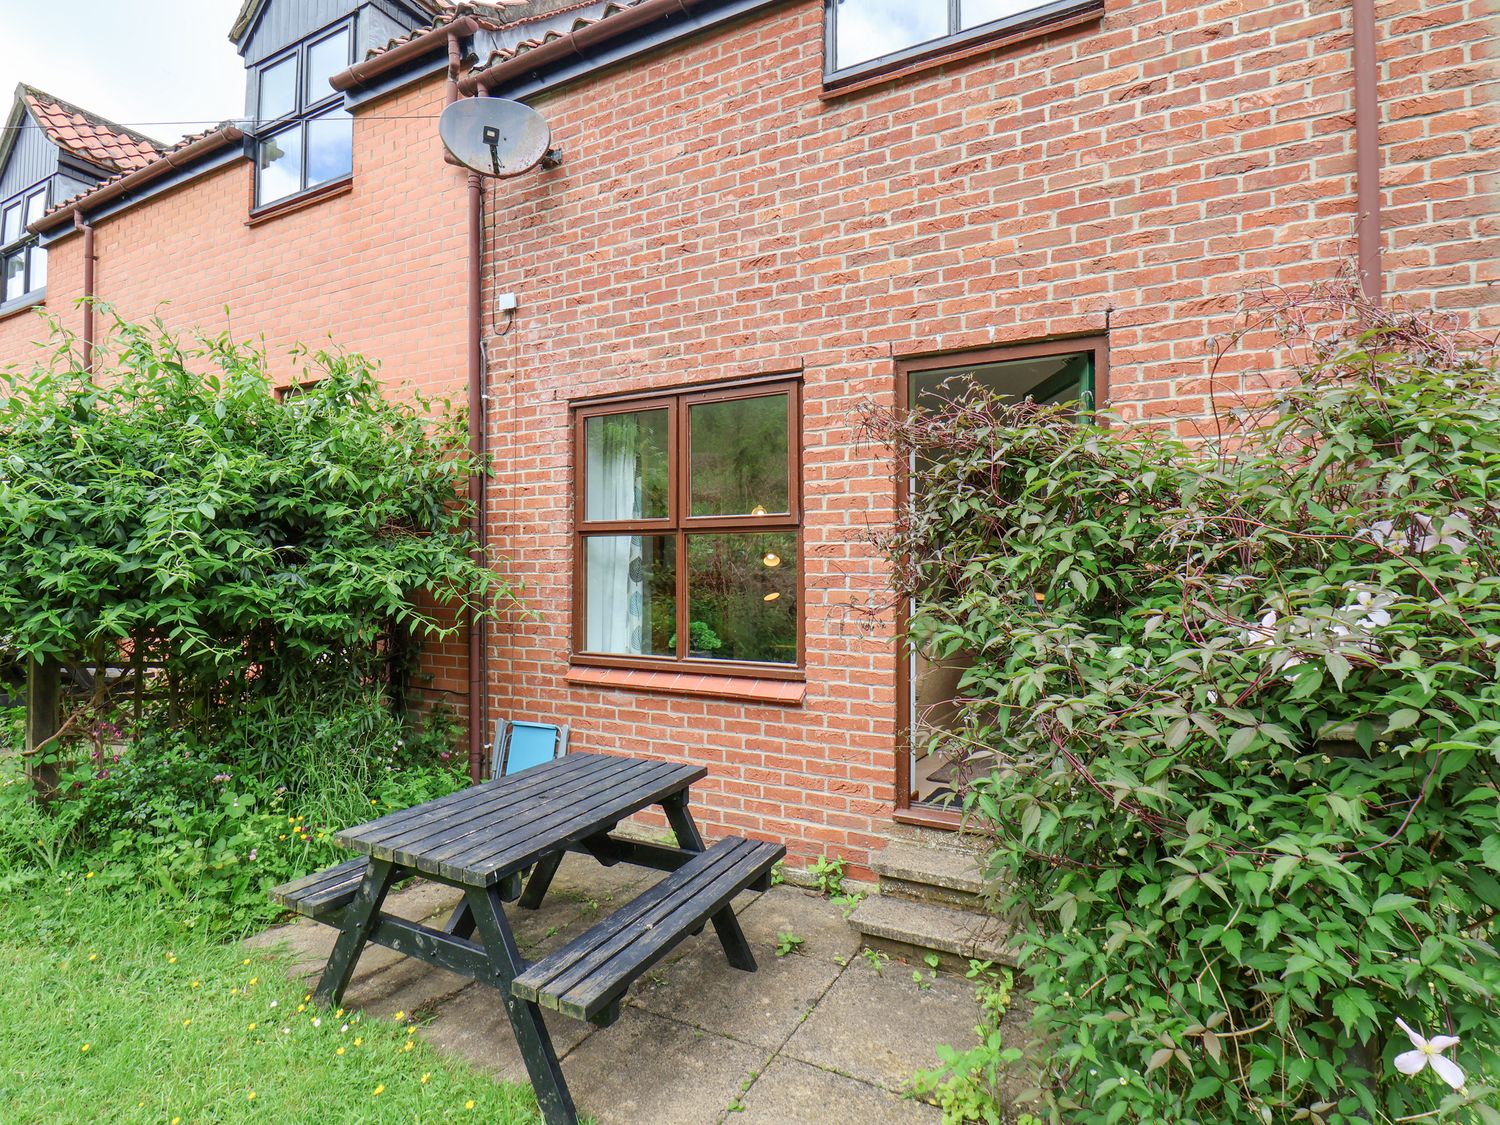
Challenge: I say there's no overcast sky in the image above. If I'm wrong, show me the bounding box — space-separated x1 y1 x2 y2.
0 0 247 146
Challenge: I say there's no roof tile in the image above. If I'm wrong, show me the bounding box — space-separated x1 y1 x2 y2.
20 86 163 174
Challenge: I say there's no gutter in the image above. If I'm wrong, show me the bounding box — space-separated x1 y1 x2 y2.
460 0 699 95
1352 0 1382 303
330 16 481 92
30 124 245 238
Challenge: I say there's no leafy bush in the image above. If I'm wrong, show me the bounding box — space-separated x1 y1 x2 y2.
874 306 1500 1123
0 311 507 697
0 686 466 932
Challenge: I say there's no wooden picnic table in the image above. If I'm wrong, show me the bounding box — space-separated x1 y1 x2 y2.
270 751 783 1125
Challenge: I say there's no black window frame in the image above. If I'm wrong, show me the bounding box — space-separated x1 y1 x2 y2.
252 16 356 211
1 178 50 308
823 0 1103 85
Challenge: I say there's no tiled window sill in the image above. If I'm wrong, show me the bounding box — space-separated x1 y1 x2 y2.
821 4 1104 100
565 665 807 706
246 177 352 228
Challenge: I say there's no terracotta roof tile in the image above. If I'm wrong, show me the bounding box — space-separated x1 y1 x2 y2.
468 1 646 77
20 85 163 174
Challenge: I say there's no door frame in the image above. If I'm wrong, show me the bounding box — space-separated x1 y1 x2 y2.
891 335 1110 826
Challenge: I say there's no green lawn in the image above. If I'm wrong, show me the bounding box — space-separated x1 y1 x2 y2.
0 872 544 1124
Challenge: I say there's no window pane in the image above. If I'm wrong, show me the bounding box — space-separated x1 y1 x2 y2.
583 535 676 656
306 109 353 187
25 189 47 225
1 204 19 246
689 393 790 517
305 28 352 106
833 0 947 70
257 125 304 206
686 532 797 664
28 246 45 291
258 54 297 122
909 352 1094 412
3 254 23 302
961 0 1051 29
585 409 669 521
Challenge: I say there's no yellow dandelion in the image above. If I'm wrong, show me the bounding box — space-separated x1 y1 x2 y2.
354 1037 363 1046
297 1004 306 1013
421 1073 431 1084
304 993 312 1001
373 1084 385 1097
336 1047 345 1056
231 988 239 996
190 980 201 989
80 1043 90 1053
242 958 251 965
172 1118 182 1125
167 954 177 964
248 977 258 986
247 1091 256 1101
466 1099 476 1110
248 1022 257 1031
86 872 95 879
403 1041 414 1052
182 1019 191 1028
394 1011 405 1021
88 953 98 962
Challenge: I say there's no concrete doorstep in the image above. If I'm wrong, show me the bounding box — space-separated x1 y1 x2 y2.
247 853 988 1124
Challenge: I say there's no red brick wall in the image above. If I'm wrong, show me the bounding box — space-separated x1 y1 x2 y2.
0 75 479 735
479 0 1499 875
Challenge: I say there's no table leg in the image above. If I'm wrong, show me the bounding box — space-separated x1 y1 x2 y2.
661 793 757 972
315 858 396 1007
518 851 564 910
466 883 579 1125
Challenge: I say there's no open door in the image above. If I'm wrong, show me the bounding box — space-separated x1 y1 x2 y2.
896 338 1106 819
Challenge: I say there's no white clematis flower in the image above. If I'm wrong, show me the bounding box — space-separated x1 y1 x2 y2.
1393 1018 1465 1091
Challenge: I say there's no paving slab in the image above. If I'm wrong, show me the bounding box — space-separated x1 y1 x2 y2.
732 1057 942 1125
630 888 851 1049
782 956 981 1093
421 981 597 1085
563 1007 767 1125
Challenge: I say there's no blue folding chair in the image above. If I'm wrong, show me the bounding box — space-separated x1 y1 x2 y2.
491 717 570 779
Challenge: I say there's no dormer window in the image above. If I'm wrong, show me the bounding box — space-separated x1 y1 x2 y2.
1 182 49 305
254 19 354 209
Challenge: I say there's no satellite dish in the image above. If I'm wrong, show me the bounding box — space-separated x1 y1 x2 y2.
439 97 553 178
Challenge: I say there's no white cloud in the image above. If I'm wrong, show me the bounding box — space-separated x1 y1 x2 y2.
0 0 246 146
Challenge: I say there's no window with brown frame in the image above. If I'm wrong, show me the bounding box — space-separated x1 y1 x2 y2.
573 379 802 677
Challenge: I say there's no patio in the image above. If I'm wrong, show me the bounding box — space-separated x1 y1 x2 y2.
248 850 994 1124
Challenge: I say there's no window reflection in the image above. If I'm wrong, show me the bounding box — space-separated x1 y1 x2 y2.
306 110 353 187
833 0 945 69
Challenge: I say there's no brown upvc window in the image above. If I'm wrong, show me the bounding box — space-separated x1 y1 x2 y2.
573 378 803 678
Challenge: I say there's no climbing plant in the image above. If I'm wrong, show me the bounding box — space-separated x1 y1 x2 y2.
872 296 1500 1124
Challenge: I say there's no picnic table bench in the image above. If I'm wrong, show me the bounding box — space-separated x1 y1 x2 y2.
270 751 783 1125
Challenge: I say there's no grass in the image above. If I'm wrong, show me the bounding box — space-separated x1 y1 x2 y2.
0 871 545 1124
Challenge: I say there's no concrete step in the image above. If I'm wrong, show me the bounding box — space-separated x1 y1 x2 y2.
848 893 1017 975
873 838 989 908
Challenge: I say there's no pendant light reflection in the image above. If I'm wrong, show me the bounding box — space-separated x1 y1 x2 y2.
762 552 781 568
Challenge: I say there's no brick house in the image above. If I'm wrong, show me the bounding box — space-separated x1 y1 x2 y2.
2 0 1496 884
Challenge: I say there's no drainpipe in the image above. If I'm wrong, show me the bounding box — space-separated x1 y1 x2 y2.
73 212 96 373
1353 0 1382 303
452 31 489 784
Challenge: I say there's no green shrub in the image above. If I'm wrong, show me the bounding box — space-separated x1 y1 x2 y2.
0 311 509 703
874 308 1500 1123
0 686 466 933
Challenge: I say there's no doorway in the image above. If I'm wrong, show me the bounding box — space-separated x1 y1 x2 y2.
895 338 1107 818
